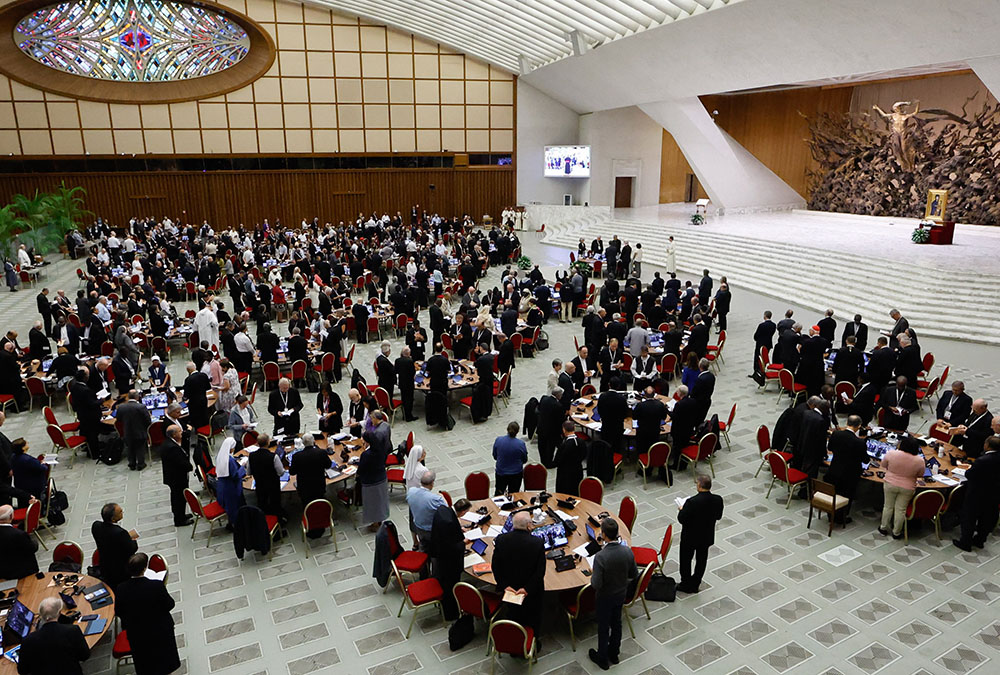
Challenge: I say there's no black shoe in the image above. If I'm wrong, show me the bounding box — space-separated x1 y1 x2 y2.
953 539 973 552
128 465 136 471
973 541 985 550
676 583 699 594
175 516 194 526
588 649 609 671
608 654 620 665
137 464 146 471
891 532 904 540
878 528 889 536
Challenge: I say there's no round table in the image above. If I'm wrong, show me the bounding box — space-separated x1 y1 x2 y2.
569 393 673 438
0 572 115 673
842 430 970 490
235 433 367 492
414 359 479 392
100 389 218 427
463 491 631 592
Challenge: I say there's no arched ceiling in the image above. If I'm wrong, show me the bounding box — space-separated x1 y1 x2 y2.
307 0 740 72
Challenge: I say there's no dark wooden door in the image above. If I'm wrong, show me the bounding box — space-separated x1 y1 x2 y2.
614 176 633 208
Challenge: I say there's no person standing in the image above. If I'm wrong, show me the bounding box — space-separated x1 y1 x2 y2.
16 596 90 674
824 416 868 521
492 511 547 639
268 377 304 436
633 386 667 466
115 553 182 675
954 436 1000 551
394 346 417 422
664 236 676 275
288 433 331 536
213 438 245 526
536 388 566 468
588 518 637 671
713 283 731 333
471 342 495 423
359 411 391 531
676 474 724 594
91 502 139 590
879 376 918 431
554 420 585 495
492 421 528 494
375 341 396 399
36 287 53 338
878 436 926 539
161 425 193 526
247 433 285 519
181 361 211 432
751 310 776 378
116 390 152 471
429 497 472 621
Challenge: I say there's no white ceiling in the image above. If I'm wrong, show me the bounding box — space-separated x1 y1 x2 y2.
307 0 740 72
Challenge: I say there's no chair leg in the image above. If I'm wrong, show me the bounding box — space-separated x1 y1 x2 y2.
904 520 908 544
807 504 813 530
405 604 419 638
707 456 715 478
625 607 635 639
397 596 406 617
641 595 650 620
766 476 776 499
755 457 767 478
567 613 576 651
785 483 795 509
935 515 941 541
303 528 308 559
190 515 200 539
207 520 215 547
828 510 834 537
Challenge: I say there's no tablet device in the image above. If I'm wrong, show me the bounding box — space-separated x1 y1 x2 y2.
470 538 488 556
585 523 597 541
5 600 34 639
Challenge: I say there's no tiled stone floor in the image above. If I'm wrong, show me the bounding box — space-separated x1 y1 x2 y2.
2 231 999 675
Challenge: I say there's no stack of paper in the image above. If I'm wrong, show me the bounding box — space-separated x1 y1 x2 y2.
463 552 485 567
675 496 688 509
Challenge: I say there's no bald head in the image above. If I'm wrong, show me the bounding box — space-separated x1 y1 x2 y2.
512 511 532 531
972 399 988 414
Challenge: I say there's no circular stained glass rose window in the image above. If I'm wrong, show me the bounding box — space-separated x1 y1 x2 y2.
15 0 250 82
0 0 274 102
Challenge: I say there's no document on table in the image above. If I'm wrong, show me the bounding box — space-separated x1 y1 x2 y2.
460 512 483 523
585 421 602 431
553 509 578 521
573 543 595 569
463 552 485 567
485 525 504 538
464 529 485 541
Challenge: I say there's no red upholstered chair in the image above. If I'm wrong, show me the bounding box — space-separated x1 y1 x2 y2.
289 359 308 387
777 369 807 406
465 471 490 500
765 452 809 509
387 465 406 492
904 490 946 543
757 355 781 391
488 620 537 673
520 326 540 356
618 495 637 532
510 332 523 356
834 381 855 401
680 433 717 477
25 377 49 412
495 372 511 408
454 582 501 652
383 521 428 593
302 499 337 556
624 563 657 638
638 442 670 487
314 352 335 381
395 313 409 337
755 424 790 477
113 630 134 672
659 352 678 377
633 524 672 572
372 386 404 424
578 476 604 504
440 490 453 507
593 259 603 277
262 361 281 390
52 540 84 568
0 393 20 414
183 488 227 545
367 316 381 341
46 424 88 461
915 377 939 411
559 583 595 651
100 341 115 357
580 383 596 397
716 403 737 449
392 561 445 638
44 406 79 434
340 343 356 370
523 463 547 491
18 500 46 549
919 352 935 379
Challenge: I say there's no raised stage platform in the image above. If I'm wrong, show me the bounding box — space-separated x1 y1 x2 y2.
536 203 1000 345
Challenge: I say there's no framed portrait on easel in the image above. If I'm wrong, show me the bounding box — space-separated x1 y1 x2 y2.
924 189 948 222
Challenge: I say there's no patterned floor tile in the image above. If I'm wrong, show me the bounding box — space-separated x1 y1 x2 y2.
772 597 819 624
740 578 785 602
727 618 776 647
935 644 988 674
847 642 901 674
930 599 976 625
815 579 859 602
889 580 932 604
890 620 940 648
808 619 857 648
647 615 697 644
761 642 813 673
676 640 728 672
694 596 743 622
851 598 899 625
974 621 1000 651
817 544 862 567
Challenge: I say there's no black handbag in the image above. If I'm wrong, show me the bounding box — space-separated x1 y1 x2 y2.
448 614 475 651
644 573 676 602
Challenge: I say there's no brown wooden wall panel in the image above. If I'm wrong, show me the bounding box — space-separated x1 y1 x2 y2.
0 168 515 228
659 129 707 204
698 87 854 198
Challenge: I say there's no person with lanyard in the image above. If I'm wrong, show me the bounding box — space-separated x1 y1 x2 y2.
316 381 344 434
214 438 245 529
954 436 1000 551
147 354 170 388
948 399 993 459
267 377 303 436
630 344 656 392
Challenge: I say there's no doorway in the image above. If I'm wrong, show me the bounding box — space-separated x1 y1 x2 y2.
614 176 634 208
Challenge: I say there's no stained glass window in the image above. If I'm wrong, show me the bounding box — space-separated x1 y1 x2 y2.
14 0 251 82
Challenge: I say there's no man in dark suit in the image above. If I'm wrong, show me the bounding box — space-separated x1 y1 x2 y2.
375 341 396 399
841 314 868 351
698 270 712 306
109 347 137 393
15 596 90 674
471 343 495 423
71 369 102 459
793 397 830 478
181 361 211 431
500 301 519 338
258 322 280 362
161 424 193 526
55 316 80 355
867 337 896 391
776 323 802 373
775 309 795 337
796 326 827 396
496 332 514 381
268 377 304 436
879 376 918 431
752 311 776 377
597 338 624 392
887 309 908 349
832 336 865 385
492 511 547 636
817 309 837 344
686 314 709 359
116 390 152 471
936 381 973 428
429 300 446 347
948 399 993 459
597 386 627 454
690 359 715 423
676 474 724 593
669 386 700 470
115 553 182 675
91 502 138 590
824 416 868 519
425 345 451 395
286 327 310 366
633 386 666 462
0 503 38 579
27 320 51 362
839 373 877 425
893 335 922 385
289 434 332 523
394 346 418 422
429 498 472 620
558 363 578 411
954 436 1000 551
537 390 566 468
36 287 53 337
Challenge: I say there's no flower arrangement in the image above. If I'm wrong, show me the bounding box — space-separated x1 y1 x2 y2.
911 222 931 244
570 260 593 276
516 255 532 270
691 213 705 226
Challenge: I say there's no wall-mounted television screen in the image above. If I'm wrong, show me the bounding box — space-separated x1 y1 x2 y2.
544 145 590 178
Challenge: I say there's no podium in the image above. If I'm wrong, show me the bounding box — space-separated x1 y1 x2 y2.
927 221 954 245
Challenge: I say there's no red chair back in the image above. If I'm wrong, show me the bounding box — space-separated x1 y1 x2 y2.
440 490 453 507
725 403 737 429
357 382 369 397
835 381 855 399
756 425 770 456
22 500 41 534
696 433 716 461
648 441 670 468
367 316 379 332
659 524 673 562
263 361 281 382
921 352 935 374
372 386 391 410
43 406 59 426
629 563 656 603
490 620 533 658
580 383 596 397
660 352 678 374
53 541 83 566
618 495 637 532
290 359 307 380
453 582 490 619
101 342 114 357
922 377 940 398
46 425 67 450
767 452 790 481
523 463 547 491
149 553 167 573
441 333 453 351
510 332 522 351
396 314 408 331
241 430 259 447
759 345 770 368
183 488 206 517
25 377 45 397
302 499 333 530
938 365 950 389
148 420 166 447
578 476 604 504
184 309 196 319
907 491 945 519
321 352 335 372
464 471 490 500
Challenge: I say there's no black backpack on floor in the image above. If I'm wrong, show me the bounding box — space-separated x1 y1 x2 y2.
98 433 123 465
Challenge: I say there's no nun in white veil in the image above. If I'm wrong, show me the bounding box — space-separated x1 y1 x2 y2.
403 445 428 490
214 438 245 526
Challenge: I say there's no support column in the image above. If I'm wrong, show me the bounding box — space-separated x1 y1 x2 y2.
639 98 805 213
969 56 1000 101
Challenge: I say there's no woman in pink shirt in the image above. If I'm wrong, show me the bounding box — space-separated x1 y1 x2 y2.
879 436 927 538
